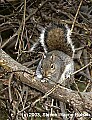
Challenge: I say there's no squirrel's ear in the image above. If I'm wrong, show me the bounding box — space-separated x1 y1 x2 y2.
50 53 56 61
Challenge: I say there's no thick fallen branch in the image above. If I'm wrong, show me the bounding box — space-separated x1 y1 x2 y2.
0 49 92 113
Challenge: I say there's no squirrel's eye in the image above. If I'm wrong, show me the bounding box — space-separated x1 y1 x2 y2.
51 64 55 69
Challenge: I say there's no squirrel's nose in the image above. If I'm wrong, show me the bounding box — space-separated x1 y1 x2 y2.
43 71 47 77
43 71 51 78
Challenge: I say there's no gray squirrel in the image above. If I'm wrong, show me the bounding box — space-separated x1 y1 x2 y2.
30 23 75 84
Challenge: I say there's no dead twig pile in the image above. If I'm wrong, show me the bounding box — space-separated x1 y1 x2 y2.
0 0 92 120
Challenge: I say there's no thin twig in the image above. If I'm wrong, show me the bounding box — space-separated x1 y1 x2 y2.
72 62 92 75
8 73 13 103
71 0 83 33
1 32 17 49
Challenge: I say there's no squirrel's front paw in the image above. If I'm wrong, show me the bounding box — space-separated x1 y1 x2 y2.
35 75 49 83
